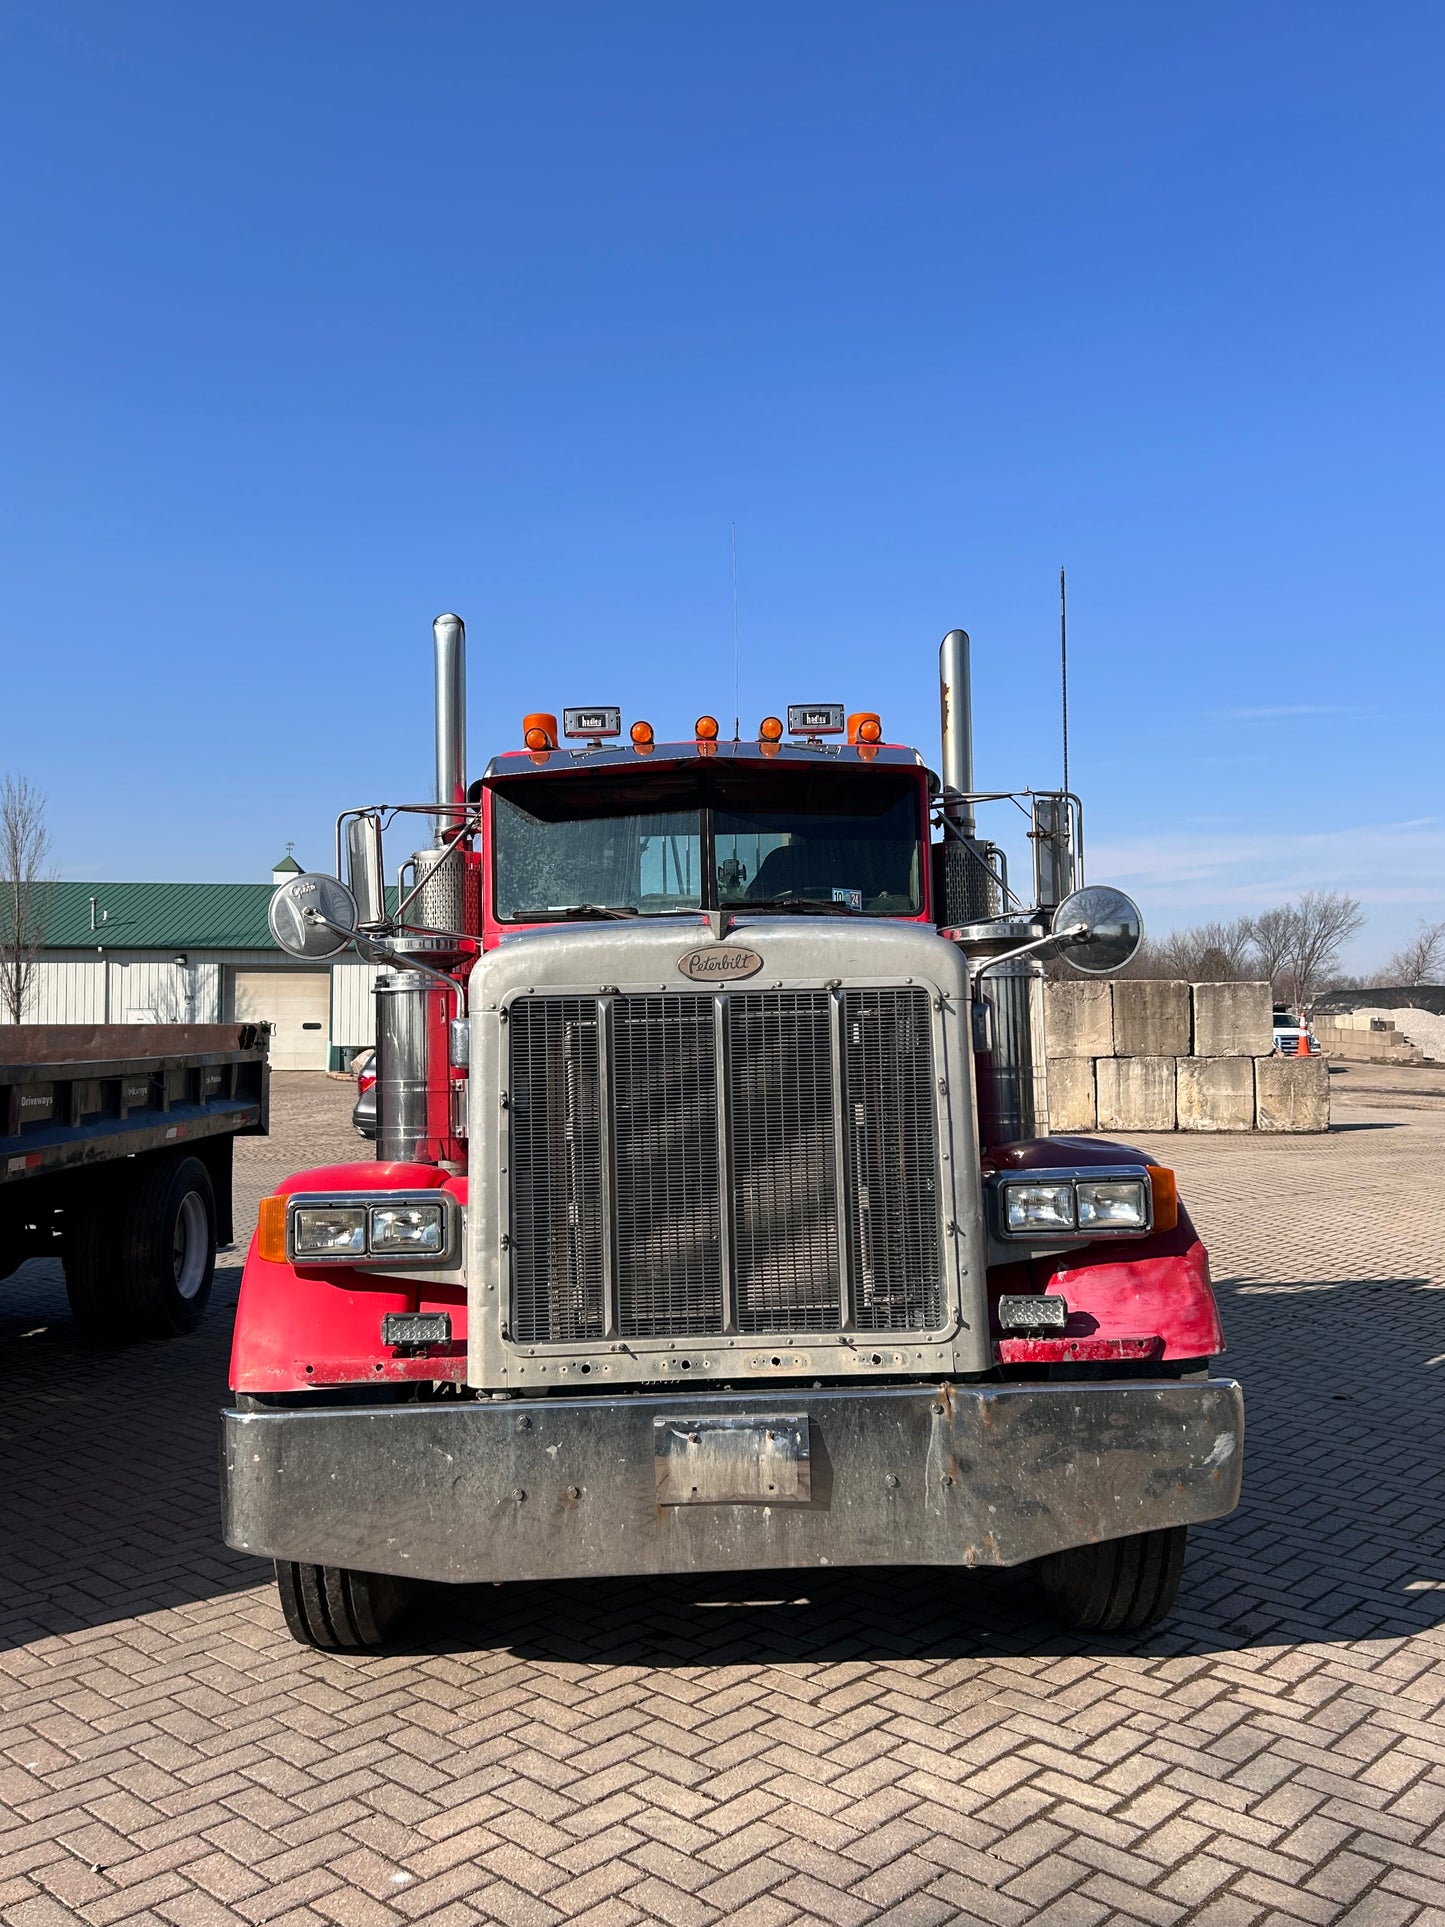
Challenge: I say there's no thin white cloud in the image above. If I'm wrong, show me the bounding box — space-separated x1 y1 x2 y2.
1215 704 1355 721
1087 817 1445 966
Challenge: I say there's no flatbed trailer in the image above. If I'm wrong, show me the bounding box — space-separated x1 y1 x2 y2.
0 1024 269 1342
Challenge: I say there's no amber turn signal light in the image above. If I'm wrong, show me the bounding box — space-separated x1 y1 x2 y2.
522 711 558 750
759 715 783 742
257 1194 288 1264
1147 1166 1178 1233
694 714 719 741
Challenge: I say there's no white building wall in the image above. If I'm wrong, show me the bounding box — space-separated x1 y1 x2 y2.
22 960 107 1023
106 958 222 1024
331 963 384 1049
22 950 377 1064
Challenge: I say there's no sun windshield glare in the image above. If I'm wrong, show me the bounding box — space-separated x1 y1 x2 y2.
489 767 924 921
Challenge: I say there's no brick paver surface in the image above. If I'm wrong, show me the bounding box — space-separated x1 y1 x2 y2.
2 1061 1443 1926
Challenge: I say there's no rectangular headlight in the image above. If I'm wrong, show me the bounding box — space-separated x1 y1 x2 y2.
1076 1178 1149 1231
291 1205 367 1256
369 1202 445 1253
1002 1180 1076 1233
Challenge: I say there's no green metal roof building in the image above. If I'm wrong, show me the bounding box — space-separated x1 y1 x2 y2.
24 867 376 1071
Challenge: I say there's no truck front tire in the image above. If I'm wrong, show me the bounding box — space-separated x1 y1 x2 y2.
1035 1525 1188 1633
275 1562 416 1650
64 1152 217 1342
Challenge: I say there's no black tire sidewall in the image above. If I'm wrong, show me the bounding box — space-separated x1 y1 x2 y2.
122 1153 217 1338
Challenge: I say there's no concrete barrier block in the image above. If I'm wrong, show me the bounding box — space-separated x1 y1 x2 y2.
1255 1055 1330 1132
1096 1056 1177 1132
1112 980 1191 1057
1044 980 1114 1058
1177 1056 1255 1131
1047 1057 1097 1133
1192 981 1273 1057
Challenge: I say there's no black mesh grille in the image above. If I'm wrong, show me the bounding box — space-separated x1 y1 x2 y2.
612 995 723 1337
508 998 605 1344
508 984 943 1343
843 988 943 1330
728 992 841 1333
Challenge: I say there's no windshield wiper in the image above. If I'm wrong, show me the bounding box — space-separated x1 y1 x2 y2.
513 903 640 921
731 897 859 915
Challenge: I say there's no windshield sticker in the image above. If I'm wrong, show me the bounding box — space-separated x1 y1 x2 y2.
832 888 864 912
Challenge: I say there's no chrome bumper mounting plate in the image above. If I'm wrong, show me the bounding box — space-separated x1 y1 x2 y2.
655 1414 810 1505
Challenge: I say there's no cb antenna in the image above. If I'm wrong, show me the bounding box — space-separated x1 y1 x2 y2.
1060 565 1070 798
731 521 740 742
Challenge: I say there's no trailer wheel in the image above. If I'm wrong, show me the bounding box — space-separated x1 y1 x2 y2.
274 1562 415 1650
1035 1525 1188 1633
64 1152 217 1342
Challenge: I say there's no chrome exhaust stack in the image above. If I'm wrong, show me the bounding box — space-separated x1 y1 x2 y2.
936 630 999 928
433 612 467 845
938 628 1046 1146
938 628 976 840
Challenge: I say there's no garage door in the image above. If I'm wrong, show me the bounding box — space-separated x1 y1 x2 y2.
233 969 331 1071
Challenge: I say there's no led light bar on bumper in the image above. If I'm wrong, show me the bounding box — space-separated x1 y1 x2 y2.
991 1166 1171 1241
268 1193 460 1267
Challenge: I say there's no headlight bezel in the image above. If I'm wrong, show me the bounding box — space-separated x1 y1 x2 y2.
285 1191 460 1267
991 1165 1157 1243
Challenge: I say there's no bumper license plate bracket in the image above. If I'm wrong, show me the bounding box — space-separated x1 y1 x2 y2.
654 1414 811 1506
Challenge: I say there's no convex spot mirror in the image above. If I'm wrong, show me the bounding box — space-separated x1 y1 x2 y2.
268 873 360 960
1052 885 1143 976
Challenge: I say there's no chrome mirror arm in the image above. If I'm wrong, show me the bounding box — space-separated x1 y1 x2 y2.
304 911 463 1017
966 921 1087 991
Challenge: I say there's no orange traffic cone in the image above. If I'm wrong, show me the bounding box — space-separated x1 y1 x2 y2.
1295 1023 1309 1057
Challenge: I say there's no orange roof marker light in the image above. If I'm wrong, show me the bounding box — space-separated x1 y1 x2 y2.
848 712 883 744
694 714 720 742
523 712 558 751
630 719 654 747
758 715 784 742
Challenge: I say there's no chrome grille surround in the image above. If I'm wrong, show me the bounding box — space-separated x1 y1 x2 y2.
469 919 990 1388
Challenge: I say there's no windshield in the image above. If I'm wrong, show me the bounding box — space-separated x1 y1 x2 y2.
490 766 924 920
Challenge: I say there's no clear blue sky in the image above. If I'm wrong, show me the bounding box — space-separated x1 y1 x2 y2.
3 3 1441 967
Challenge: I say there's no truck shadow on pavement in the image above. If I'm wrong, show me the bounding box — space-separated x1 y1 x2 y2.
1 1259 1442 1665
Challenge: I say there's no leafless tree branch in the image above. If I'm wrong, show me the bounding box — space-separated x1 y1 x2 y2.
0 775 54 1022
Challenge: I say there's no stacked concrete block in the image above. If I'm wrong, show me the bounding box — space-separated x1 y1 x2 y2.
1040 976 1328 1134
1256 1055 1330 1132
1111 980 1191 1057
1312 1016 1423 1064
1044 980 1114 1058
1096 1056 1177 1132
1192 981 1272 1057
1046 1057 1097 1132
1177 1057 1255 1132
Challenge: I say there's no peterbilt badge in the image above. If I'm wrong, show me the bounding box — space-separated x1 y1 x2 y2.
678 945 764 983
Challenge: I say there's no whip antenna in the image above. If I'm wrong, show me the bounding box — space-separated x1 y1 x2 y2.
731 521 740 741
1060 565 1070 798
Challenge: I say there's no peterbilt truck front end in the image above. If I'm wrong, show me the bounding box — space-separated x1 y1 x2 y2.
224 612 1243 1650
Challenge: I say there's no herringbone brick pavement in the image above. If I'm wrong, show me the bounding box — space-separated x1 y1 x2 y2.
1 1062 1442 1927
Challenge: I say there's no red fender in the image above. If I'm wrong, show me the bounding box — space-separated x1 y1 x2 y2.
230 1162 469 1394
984 1137 1225 1363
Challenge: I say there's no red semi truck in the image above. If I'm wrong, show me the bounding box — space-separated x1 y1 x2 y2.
222 615 1242 1650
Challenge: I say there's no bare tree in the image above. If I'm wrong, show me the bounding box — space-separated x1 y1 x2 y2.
1246 906 1295 993
1380 918 1445 987
0 776 53 1022
1283 889 1364 1009
1157 916 1257 981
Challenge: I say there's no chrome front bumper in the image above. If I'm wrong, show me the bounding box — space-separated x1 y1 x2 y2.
221 1379 1244 1585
